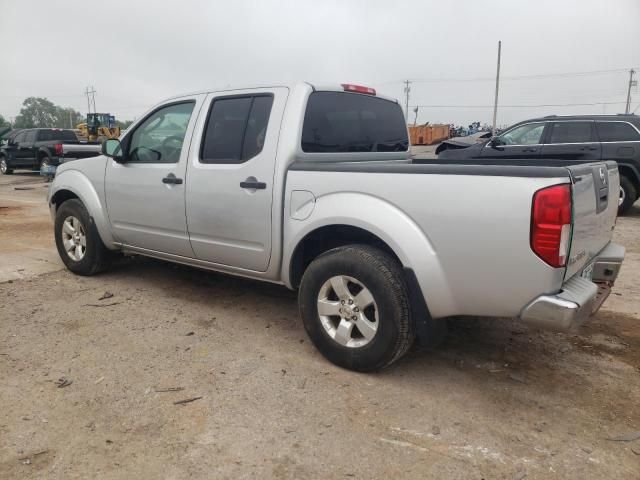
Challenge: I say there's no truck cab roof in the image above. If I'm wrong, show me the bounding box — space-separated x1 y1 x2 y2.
161 82 400 105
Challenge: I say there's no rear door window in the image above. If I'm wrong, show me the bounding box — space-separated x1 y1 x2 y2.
301 92 408 153
547 122 594 144
200 95 274 164
596 122 640 142
24 131 36 143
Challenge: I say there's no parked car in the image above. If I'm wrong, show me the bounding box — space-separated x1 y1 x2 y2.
435 130 492 155
47 83 624 371
0 128 101 175
432 115 640 214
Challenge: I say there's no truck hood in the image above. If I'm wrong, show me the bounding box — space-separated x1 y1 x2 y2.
56 154 108 175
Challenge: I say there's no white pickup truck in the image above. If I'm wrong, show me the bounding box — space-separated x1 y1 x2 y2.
47 82 624 371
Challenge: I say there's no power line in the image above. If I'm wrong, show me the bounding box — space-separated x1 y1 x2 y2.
375 68 634 85
410 101 628 109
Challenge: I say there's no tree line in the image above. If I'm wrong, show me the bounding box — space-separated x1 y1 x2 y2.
0 97 133 130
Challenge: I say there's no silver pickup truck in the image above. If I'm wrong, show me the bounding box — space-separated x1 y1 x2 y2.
47 82 624 371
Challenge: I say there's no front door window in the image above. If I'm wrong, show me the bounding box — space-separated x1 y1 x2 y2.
498 123 545 146
127 102 195 163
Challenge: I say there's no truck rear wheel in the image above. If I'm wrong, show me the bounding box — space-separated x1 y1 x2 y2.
618 176 637 215
299 245 414 372
40 156 52 182
54 199 112 276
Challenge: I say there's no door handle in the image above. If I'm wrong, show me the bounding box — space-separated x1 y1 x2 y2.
162 175 183 185
240 180 267 190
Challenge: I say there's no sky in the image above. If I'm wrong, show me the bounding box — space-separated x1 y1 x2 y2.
0 0 638 127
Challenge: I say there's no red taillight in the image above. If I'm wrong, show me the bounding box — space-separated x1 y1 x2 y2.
341 84 376 95
531 184 572 267
54 143 63 155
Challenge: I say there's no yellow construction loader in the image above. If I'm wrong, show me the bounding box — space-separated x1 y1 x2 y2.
76 113 120 143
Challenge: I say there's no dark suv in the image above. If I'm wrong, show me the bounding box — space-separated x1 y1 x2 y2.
437 115 640 214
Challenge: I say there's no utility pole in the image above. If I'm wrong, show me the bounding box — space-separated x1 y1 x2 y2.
85 87 91 114
91 86 96 113
85 86 97 114
625 69 636 114
492 40 502 136
69 110 73 129
403 80 411 122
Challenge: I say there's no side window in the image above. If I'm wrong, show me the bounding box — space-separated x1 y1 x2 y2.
39 130 53 141
498 123 545 145
548 122 593 144
200 95 274 164
127 102 195 164
24 131 36 143
301 92 409 153
13 132 26 144
596 122 640 142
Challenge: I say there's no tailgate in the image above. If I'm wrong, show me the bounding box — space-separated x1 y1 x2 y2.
565 161 619 279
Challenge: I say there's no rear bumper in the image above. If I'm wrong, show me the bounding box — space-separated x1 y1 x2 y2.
519 242 625 330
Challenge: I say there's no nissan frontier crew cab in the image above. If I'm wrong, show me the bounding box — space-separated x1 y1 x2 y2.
48 82 624 372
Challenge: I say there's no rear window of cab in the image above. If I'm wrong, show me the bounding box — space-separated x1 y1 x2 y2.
301 92 408 153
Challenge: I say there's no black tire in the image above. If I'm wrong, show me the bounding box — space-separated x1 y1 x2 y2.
40 156 53 182
299 245 414 372
618 175 637 215
54 199 112 275
0 156 13 175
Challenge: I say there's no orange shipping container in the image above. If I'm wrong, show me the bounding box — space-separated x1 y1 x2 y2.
409 124 450 145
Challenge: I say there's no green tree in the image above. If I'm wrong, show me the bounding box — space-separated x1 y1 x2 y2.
0 114 10 128
13 97 58 128
13 98 85 129
54 107 84 128
116 119 133 129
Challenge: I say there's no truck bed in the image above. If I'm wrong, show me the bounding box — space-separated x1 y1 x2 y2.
287 158 619 318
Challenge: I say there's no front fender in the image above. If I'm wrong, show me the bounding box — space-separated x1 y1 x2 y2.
49 169 116 248
282 192 456 318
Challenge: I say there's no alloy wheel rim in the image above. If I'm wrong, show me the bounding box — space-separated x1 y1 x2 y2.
0 159 6 173
61 216 87 261
619 186 625 207
316 275 379 348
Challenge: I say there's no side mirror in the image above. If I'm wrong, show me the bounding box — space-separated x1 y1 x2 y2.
102 138 125 162
489 136 502 148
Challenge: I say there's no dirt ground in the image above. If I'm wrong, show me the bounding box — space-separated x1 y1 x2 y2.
1 171 640 479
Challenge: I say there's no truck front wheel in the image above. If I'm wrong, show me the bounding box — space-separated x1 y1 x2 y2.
0 157 13 175
54 199 112 275
299 245 414 371
618 175 637 215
